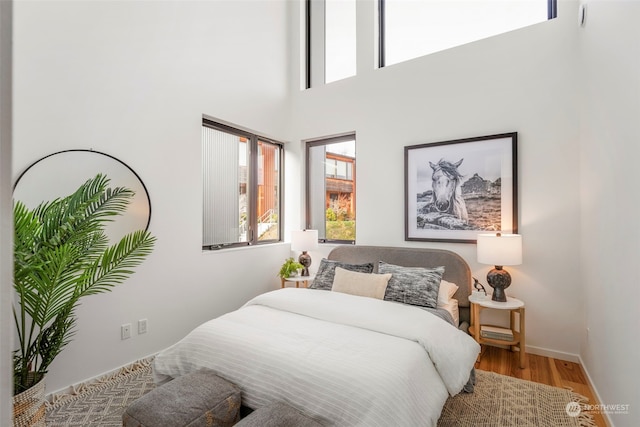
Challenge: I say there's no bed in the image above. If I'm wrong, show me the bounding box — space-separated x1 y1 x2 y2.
153 245 480 427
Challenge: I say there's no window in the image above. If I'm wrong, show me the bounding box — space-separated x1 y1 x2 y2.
306 135 356 243
202 120 283 249
306 0 356 88
325 0 357 83
325 158 353 180
307 1 556 86
380 0 557 67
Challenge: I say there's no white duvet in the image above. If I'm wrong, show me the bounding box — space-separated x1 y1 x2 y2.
153 288 480 427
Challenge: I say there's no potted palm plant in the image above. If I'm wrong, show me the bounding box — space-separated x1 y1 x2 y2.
12 174 156 426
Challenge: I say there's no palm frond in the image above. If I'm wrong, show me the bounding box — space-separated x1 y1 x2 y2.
37 306 77 374
33 174 133 250
79 230 156 297
13 201 45 282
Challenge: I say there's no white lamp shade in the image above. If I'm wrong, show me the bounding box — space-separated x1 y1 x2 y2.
291 230 319 251
477 233 522 266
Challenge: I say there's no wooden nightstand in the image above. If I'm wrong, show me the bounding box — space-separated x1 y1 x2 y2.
469 296 526 368
280 275 315 288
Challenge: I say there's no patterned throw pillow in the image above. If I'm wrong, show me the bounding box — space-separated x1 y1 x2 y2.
379 261 445 309
309 259 375 290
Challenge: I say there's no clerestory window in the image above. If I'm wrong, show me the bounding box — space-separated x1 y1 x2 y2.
305 0 557 88
379 0 557 67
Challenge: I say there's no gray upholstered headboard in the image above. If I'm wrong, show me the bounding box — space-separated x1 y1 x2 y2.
327 245 472 326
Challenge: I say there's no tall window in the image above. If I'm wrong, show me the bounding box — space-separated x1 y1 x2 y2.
202 120 283 249
380 0 556 67
325 0 357 83
307 0 356 87
306 135 356 243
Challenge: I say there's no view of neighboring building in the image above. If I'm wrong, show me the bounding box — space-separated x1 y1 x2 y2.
324 151 355 223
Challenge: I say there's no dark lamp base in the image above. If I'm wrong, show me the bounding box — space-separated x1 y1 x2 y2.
299 251 312 277
487 266 511 302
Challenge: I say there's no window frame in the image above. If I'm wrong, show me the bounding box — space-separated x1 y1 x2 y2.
202 119 284 250
305 0 311 89
547 0 557 20
378 0 558 68
305 133 356 245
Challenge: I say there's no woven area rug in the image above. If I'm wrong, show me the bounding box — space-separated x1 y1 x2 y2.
438 370 595 426
46 360 155 427
46 362 594 427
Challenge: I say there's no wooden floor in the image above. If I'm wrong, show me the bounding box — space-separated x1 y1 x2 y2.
476 346 608 427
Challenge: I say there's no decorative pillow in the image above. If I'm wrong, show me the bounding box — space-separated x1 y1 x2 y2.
378 261 445 309
310 259 375 290
439 298 460 326
437 279 459 306
331 267 392 300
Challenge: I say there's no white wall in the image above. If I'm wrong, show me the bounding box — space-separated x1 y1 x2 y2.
1 1 13 424
579 2 640 426
286 1 583 360
13 0 291 393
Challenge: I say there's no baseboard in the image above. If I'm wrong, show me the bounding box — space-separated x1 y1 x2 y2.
45 352 157 400
578 355 614 427
525 345 580 363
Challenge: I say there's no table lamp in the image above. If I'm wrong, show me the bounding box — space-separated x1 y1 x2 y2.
476 233 522 302
291 230 318 276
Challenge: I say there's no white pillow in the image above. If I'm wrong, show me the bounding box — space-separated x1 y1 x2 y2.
437 279 459 306
439 298 460 326
331 267 392 300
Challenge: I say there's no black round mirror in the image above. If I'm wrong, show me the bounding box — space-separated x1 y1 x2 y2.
13 150 151 242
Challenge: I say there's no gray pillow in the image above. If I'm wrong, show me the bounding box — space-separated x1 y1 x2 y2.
310 259 375 290
379 261 444 309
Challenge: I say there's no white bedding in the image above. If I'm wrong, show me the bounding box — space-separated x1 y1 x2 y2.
153 288 480 427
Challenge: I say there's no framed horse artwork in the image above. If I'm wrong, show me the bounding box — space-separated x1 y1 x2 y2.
405 132 517 243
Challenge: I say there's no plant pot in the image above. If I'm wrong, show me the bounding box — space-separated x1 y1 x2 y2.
13 375 46 427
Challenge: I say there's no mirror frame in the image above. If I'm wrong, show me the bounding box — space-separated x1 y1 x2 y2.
13 149 152 231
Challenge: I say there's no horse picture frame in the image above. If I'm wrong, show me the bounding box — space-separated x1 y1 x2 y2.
405 132 517 243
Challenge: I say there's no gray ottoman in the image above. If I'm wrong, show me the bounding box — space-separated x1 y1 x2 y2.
123 369 241 427
235 402 323 427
